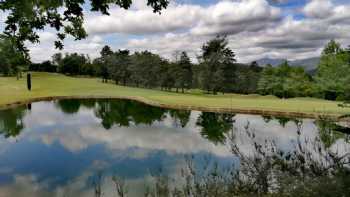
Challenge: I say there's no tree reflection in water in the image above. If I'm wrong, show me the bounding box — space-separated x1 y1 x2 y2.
169 109 191 128
0 99 349 197
108 120 350 197
0 106 27 138
196 112 235 145
93 99 168 129
55 99 82 114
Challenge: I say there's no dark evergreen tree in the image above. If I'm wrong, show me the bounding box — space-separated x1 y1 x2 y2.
176 52 193 93
199 36 236 94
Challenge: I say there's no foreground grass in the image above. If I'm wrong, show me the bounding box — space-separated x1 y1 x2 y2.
1 72 350 117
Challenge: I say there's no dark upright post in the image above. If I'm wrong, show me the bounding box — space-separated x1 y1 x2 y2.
27 103 32 110
27 73 31 91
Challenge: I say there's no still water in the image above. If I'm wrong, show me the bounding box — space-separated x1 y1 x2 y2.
0 99 349 196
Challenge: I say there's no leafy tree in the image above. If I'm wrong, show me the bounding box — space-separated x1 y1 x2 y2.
257 64 275 95
129 51 164 88
101 45 113 58
0 0 169 52
0 36 28 76
316 40 350 100
81 62 97 76
234 62 262 94
172 51 193 93
107 49 131 85
59 53 88 75
52 53 63 66
199 36 236 94
258 61 313 98
159 61 175 91
97 46 114 82
322 39 343 55
29 61 58 72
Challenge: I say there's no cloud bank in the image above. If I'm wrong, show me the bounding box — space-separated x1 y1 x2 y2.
22 0 350 63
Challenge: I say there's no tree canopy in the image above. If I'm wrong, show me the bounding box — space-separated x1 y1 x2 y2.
199 36 236 94
0 36 28 76
0 0 169 52
316 40 350 100
258 61 314 98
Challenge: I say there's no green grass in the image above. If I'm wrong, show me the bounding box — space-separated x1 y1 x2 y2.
1 72 350 117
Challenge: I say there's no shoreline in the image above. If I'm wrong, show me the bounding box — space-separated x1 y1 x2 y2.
0 95 346 120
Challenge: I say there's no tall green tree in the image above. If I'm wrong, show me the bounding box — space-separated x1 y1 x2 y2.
199 36 236 94
52 53 63 66
174 51 193 93
97 45 114 82
0 37 27 76
159 61 175 91
234 62 262 94
316 40 350 100
322 39 343 55
101 45 113 58
59 53 88 75
129 51 164 88
258 61 313 98
107 49 131 85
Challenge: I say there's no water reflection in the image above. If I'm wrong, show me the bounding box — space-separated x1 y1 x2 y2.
196 112 235 144
55 99 82 114
0 106 26 138
0 99 349 196
93 99 168 129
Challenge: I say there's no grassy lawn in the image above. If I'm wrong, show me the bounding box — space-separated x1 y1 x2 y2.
1 72 350 117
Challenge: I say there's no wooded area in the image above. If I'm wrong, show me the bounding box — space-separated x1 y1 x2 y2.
1 36 350 102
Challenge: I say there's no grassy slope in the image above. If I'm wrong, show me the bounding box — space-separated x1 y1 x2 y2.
1 72 350 116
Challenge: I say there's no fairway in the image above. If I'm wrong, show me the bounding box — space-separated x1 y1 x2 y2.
1 72 350 117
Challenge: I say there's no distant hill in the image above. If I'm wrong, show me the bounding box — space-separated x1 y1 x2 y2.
256 57 320 73
290 57 320 71
256 58 286 67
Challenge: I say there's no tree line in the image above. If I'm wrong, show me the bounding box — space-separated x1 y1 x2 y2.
1 36 350 101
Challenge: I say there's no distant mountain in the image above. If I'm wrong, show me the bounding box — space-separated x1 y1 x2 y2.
290 57 320 71
256 58 286 67
256 57 320 73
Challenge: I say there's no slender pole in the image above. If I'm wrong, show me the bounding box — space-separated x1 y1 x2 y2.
27 73 31 91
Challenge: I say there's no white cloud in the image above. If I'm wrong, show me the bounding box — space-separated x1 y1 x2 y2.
23 0 350 63
85 3 202 35
191 0 281 36
85 0 281 37
303 0 333 19
27 34 105 62
37 32 56 43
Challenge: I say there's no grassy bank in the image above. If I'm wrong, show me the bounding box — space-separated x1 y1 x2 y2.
1 72 350 117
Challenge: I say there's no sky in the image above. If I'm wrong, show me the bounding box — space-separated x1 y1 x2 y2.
3 0 350 63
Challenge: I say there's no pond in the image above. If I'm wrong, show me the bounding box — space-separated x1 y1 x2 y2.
0 99 349 197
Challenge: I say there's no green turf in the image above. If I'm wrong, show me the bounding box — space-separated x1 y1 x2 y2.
1 72 350 116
